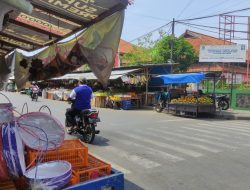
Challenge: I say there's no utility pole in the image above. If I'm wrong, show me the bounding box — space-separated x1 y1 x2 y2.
247 17 250 84
170 18 175 73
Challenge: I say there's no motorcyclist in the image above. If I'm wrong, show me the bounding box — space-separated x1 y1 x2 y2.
158 88 169 105
30 81 39 98
65 78 93 127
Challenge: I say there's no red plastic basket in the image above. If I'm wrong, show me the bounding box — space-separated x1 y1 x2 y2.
73 154 112 182
26 139 88 168
0 180 17 190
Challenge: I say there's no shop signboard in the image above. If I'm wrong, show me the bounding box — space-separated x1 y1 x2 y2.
199 45 246 63
15 13 71 36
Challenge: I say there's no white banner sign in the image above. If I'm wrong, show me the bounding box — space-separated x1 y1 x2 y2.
199 45 246 63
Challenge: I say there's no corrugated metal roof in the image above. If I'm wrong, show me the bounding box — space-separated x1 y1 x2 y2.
51 68 140 80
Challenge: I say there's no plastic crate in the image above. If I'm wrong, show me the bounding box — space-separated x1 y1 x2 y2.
68 170 80 186
73 154 111 183
121 100 132 110
26 139 88 168
64 168 124 190
0 180 17 190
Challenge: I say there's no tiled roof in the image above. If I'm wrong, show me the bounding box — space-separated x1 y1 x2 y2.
119 39 134 54
188 64 248 74
183 30 233 54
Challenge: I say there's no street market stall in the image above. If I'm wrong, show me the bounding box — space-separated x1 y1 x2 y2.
157 73 216 117
44 68 145 109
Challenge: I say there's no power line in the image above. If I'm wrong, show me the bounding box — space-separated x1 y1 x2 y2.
177 22 247 41
177 0 194 19
186 0 234 19
126 7 250 47
177 7 250 22
212 0 248 16
176 21 249 34
129 21 172 43
128 11 171 22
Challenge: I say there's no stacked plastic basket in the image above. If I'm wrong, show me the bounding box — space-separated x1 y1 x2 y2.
25 139 112 187
0 93 119 190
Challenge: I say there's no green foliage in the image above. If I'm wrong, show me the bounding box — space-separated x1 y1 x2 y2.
151 36 197 72
121 46 152 66
121 34 197 70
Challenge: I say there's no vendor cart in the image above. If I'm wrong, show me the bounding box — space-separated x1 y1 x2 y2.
156 72 216 117
65 168 124 190
168 103 216 117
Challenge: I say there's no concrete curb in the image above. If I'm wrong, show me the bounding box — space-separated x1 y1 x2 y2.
214 112 250 120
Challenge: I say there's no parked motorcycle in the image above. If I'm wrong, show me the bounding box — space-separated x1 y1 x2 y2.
65 100 100 144
216 95 230 110
208 94 230 110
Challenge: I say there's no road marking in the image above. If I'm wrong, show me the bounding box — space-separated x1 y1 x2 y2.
201 122 250 133
155 130 222 153
213 122 250 131
187 143 221 153
88 153 132 174
198 123 250 137
203 122 250 130
227 121 250 127
115 132 203 158
104 146 161 169
149 128 233 150
176 129 222 141
180 126 231 138
111 136 184 162
157 119 190 122
181 124 250 146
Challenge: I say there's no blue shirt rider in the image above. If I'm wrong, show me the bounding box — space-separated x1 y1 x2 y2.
65 78 93 127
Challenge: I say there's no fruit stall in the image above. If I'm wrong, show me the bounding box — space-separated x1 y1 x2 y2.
157 73 216 117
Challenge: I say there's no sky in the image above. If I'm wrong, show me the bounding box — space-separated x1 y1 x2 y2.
16 0 250 57
121 0 250 45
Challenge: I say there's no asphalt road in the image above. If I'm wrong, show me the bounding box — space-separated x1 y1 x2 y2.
1 92 250 190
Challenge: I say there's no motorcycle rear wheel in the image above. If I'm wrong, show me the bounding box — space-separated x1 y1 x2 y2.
155 104 163 113
65 119 74 135
83 124 95 144
218 100 229 110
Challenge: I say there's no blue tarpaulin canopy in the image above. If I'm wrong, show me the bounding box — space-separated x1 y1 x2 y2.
157 72 205 84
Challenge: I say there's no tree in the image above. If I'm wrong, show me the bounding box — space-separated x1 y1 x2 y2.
151 36 197 72
121 33 155 66
121 45 152 65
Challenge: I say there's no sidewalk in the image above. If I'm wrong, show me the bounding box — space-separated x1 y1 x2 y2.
143 105 250 120
215 109 250 120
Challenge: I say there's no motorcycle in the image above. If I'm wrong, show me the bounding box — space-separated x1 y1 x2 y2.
31 91 38 101
155 100 167 112
216 95 230 110
65 99 100 144
208 94 230 110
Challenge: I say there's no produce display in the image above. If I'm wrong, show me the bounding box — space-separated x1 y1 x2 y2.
94 91 108 96
171 96 213 105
